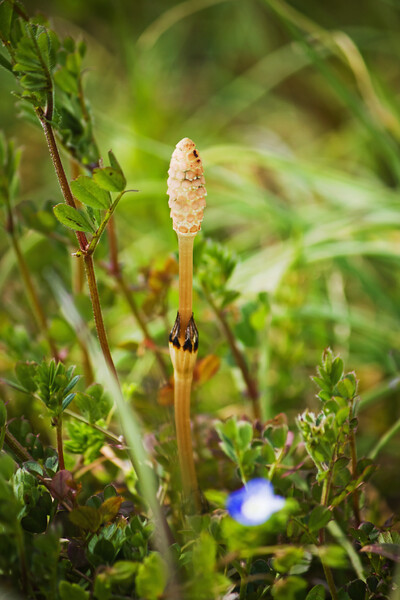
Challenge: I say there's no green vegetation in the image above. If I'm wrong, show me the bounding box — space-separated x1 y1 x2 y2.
0 0 400 598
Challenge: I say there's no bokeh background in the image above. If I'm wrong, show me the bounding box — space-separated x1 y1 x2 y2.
1 0 400 513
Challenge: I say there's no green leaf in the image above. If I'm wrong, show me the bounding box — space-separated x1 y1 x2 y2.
0 51 12 72
272 547 305 574
308 505 332 532
236 421 253 452
71 175 111 209
69 506 102 532
93 167 126 192
92 538 115 565
271 575 307 600
318 545 348 568
54 66 79 94
347 579 367 600
59 581 90 600
61 392 75 411
108 150 123 173
306 584 326 600
15 361 38 392
0 0 13 40
53 203 95 232
0 453 14 480
75 384 111 423
261 439 276 464
337 375 357 399
94 575 111 600
136 552 167 600
330 357 344 386
99 496 122 523
107 561 138 583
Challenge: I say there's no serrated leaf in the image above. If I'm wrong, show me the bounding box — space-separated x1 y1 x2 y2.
53 203 94 232
93 167 125 192
70 175 110 209
69 506 102 532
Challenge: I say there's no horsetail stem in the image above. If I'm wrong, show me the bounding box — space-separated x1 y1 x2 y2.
167 138 206 510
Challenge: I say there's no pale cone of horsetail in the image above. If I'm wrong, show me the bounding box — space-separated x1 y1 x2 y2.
167 138 206 510
167 137 206 235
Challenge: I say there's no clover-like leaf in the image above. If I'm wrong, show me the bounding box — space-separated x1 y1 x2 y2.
93 167 126 192
53 203 95 233
70 175 110 209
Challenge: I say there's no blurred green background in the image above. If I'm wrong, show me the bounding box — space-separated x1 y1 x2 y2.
1 0 400 512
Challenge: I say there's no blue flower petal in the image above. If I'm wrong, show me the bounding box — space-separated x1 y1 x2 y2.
226 478 285 526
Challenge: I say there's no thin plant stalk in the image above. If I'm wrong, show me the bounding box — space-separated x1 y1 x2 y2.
83 254 118 381
70 160 95 385
204 289 261 420
319 470 339 600
174 371 198 497
36 108 119 384
178 235 194 332
5 199 59 360
349 399 361 526
106 213 169 380
55 417 65 470
167 138 207 511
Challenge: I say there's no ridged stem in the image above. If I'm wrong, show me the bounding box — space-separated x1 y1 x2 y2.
170 233 201 510
174 373 199 504
178 235 194 338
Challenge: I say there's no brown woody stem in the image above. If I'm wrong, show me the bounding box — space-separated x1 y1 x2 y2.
84 254 118 381
36 108 119 384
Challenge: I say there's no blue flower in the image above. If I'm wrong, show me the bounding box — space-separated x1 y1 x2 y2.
226 478 285 526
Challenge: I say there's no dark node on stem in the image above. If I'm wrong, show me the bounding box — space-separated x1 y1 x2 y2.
183 315 198 352
169 312 181 348
169 312 199 352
